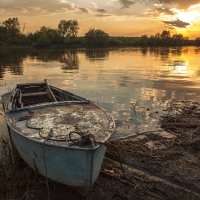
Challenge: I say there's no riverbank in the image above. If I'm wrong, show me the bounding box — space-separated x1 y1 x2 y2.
0 42 199 50
0 133 199 200
0 107 199 200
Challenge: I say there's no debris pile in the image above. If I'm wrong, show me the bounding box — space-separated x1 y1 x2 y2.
160 100 200 148
103 101 200 199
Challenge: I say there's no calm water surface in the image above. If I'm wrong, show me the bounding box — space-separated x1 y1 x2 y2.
0 47 200 139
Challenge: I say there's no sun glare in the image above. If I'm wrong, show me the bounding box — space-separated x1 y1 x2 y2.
176 11 199 23
174 65 187 73
170 60 194 77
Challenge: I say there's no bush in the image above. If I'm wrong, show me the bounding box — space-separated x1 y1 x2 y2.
84 29 109 47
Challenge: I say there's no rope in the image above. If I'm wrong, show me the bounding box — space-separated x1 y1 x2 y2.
67 130 129 183
68 127 95 147
24 114 96 146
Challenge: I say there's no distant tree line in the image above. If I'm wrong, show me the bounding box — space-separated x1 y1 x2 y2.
136 31 191 46
0 17 200 48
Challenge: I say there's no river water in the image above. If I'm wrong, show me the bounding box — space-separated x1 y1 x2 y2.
0 47 200 139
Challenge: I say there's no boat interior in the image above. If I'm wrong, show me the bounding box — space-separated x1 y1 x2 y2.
12 80 84 109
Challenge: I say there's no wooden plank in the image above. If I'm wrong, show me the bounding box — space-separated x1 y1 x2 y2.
22 91 50 97
44 79 57 102
17 82 46 87
19 90 23 108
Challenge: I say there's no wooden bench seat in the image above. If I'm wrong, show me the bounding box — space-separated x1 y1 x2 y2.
22 91 50 97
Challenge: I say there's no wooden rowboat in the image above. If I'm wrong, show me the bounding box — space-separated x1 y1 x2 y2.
1 80 115 194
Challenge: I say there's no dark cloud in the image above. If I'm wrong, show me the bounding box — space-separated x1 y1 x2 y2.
0 0 76 16
79 7 89 13
96 8 107 13
155 7 175 15
147 6 175 16
162 19 190 28
95 8 110 17
158 0 200 9
146 0 200 19
95 14 111 17
119 0 135 9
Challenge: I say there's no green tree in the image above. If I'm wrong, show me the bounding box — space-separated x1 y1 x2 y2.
160 30 170 40
0 26 6 44
154 33 161 39
84 29 109 47
32 26 61 47
2 17 20 39
148 34 161 46
68 20 79 37
171 34 184 45
58 20 79 41
139 35 149 46
195 37 200 46
172 34 183 40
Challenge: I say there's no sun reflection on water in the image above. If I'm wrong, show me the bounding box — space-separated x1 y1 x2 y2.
169 60 194 76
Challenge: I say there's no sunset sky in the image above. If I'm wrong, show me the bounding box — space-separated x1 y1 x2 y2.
0 0 200 38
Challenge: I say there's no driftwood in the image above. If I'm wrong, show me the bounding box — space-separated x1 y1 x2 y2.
160 100 200 137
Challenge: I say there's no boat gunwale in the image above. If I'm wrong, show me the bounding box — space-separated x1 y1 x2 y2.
8 124 101 151
6 85 89 113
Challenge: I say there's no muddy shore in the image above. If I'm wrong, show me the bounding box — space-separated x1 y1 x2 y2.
0 129 199 200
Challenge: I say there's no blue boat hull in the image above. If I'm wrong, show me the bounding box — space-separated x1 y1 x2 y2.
9 127 106 193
